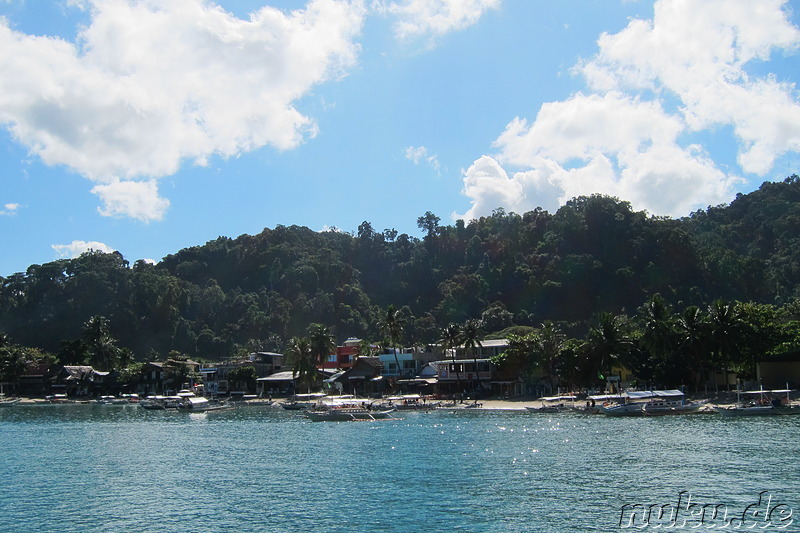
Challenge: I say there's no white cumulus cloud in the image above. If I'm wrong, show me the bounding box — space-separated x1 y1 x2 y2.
377 0 500 40
0 203 21 216
459 0 800 220
52 240 116 259
405 145 440 173
0 0 366 221
91 179 171 222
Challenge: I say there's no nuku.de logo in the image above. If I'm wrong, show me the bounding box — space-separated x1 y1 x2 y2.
618 491 793 529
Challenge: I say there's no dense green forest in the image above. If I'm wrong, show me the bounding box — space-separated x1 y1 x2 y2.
2 175 800 380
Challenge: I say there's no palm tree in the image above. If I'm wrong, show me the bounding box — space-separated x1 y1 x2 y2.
585 312 632 391
356 339 376 358
82 316 121 372
439 323 463 393
708 300 742 391
382 305 405 384
638 294 677 385
285 337 315 393
534 321 566 391
0 345 27 396
461 319 483 393
675 305 710 391
307 323 336 368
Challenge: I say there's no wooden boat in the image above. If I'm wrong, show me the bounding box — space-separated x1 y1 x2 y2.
176 396 233 412
377 394 439 410
600 390 706 416
280 393 326 410
526 395 577 413
0 397 20 407
714 388 800 416
304 397 395 421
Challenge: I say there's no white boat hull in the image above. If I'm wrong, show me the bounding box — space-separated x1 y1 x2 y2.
305 408 395 421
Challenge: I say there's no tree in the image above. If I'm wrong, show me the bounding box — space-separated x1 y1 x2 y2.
417 211 441 240
707 300 742 391
461 319 484 393
356 339 377 358
585 312 632 390
228 365 258 393
533 321 567 390
675 305 710 392
82 315 122 371
307 323 336 368
382 305 405 383
286 337 315 393
0 344 27 395
637 294 680 386
439 323 463 391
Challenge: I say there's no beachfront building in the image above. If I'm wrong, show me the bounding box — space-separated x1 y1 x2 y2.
137 359 202 396
325 356 384 396
50 365 111 397
757 349 800 388
200 352 284 396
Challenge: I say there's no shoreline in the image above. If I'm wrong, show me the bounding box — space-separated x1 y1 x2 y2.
9 391 750 410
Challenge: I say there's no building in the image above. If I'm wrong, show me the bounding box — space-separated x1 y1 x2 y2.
757 349 800 388
50 366 111 397
201 352 284 396
326 356 384 396
138 359 202 396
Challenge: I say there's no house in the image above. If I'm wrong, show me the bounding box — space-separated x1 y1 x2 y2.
452 338 509 360
321 338 363 370
377 343 447 379
137 359 202 396
200 352 284 396
50 366 110 397
17 362 53 397
256 368 332 397
433 358 494 396
757 349 800 388
327 356 384 396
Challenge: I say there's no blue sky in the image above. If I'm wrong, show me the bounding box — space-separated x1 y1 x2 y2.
1 0 800 277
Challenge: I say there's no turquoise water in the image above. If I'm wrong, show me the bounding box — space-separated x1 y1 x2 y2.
1 405 798 532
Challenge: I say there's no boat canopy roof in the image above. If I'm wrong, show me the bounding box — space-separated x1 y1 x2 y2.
624 390 684 399
588 394 624 400
743 389 793 394
186 397 209 405
540 395 577 401
291 393 326 400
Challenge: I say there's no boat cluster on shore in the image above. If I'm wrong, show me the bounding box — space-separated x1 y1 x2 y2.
523 388 800 417
3 388 800 420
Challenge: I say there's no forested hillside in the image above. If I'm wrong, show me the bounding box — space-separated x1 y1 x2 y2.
2 175 800 362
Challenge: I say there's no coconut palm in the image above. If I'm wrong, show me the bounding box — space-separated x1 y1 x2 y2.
675 305 710 391
534 321 566 390
382 305 405 383
461 319 484 393
286 337 315 393
439 323 463 392
637 294 678 385
585 312 632 390
708 299 742 391
307 323 336 368
82 315 121 371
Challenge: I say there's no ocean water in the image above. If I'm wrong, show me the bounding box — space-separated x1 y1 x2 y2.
0 405 798 532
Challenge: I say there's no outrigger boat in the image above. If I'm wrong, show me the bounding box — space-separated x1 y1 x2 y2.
176 396 233 412
304 397 395 421
0 396 20 407
281 393 326 410
714 388 799 416
526 395 577 413
600 390 706 416
378 394 439 410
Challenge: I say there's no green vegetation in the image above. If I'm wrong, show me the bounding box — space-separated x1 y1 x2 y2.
3 175 800 390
